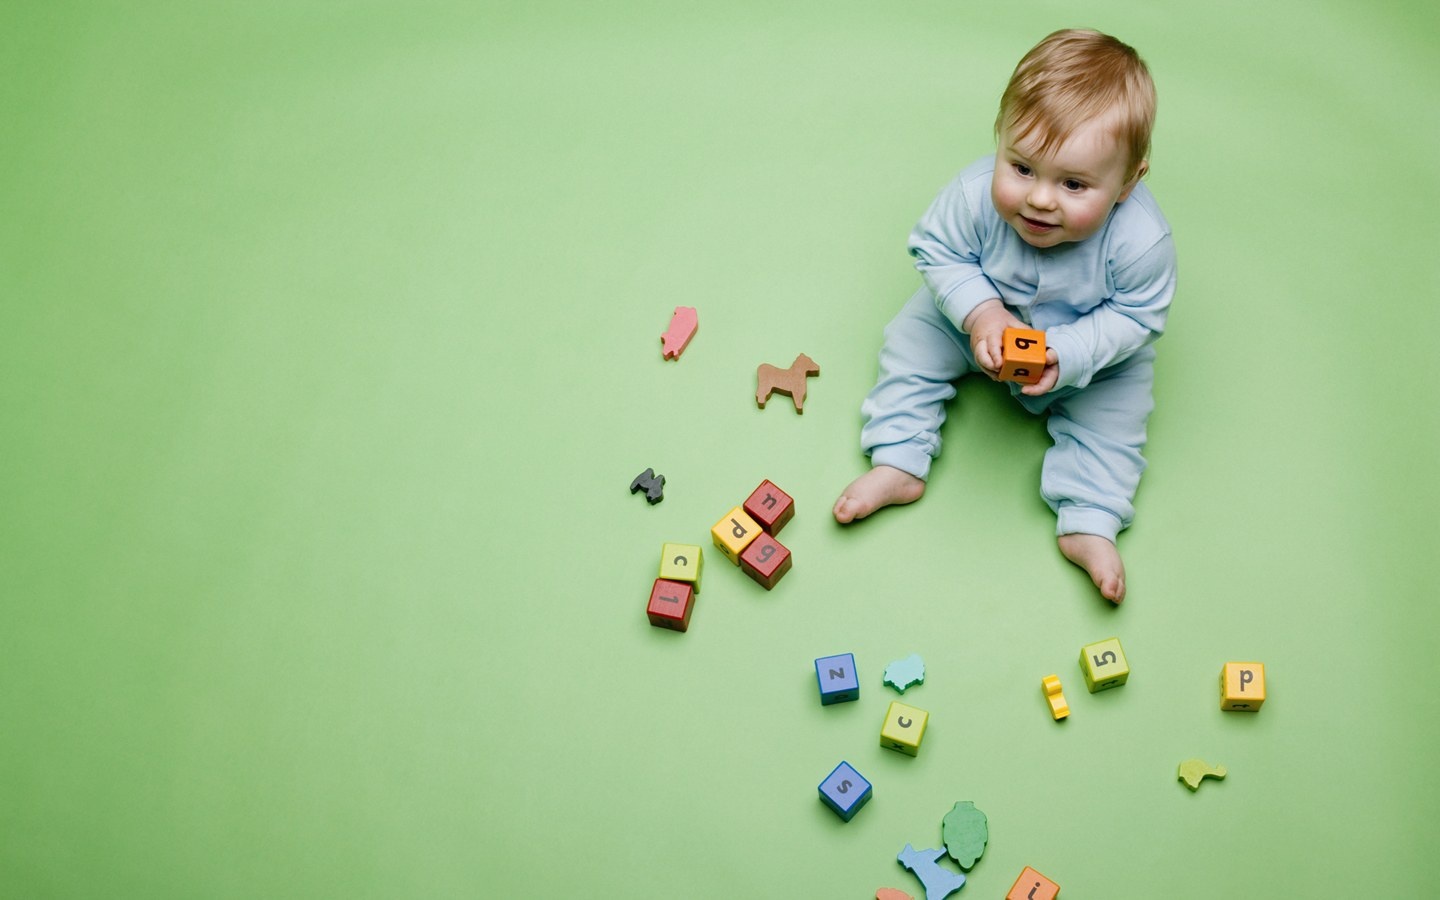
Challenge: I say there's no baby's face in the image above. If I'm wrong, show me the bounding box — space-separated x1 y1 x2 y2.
992 117 1143 249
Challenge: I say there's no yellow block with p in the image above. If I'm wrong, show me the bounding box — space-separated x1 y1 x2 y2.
880 700 929 756
711 507 761 565
1221 662 1266 711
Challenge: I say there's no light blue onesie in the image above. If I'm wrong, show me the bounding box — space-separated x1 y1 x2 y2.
860 155 1177 541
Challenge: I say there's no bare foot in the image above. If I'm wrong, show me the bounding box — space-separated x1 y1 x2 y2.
1058 533 1126 604
833 465 926 524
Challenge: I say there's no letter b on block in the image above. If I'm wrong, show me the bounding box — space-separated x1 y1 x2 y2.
999 327 1046 385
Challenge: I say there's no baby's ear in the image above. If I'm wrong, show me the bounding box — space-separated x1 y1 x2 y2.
1117 159 1149 202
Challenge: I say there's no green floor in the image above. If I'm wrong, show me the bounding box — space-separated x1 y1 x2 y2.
4 1 1438 896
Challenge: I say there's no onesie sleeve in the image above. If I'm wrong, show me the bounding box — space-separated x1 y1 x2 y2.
908 173 1002 332
1046 231 1176 390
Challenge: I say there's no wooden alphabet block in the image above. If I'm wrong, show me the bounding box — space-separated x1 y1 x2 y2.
646 578 695 631
658 543 703 593
743 479 795 535
1221 662 1266 711
818 760 872 821
1006 867 1060 900
880 700 929 755
999 327 1046 384
739 532 791 589
1079 637 1129 693
711 507 761 565
815 653 859 705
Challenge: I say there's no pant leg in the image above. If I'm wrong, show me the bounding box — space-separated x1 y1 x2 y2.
859 286 979 480
1038 347 1156 541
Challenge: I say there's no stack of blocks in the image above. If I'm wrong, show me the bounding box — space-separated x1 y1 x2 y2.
646 543 703 631
646 481 794 632
710 480 794 590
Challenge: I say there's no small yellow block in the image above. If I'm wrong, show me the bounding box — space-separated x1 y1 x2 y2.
1042 674 1069 720
1080 637 1129 692
880 700 929 756
1221 661 1266 711
710 507 762 565
659 543 703 592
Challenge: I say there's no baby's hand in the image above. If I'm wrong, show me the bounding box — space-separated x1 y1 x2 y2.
1018 348 1060 396
963 300 1026 380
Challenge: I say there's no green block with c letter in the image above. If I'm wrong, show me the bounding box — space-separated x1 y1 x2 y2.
659 543 703 593
880 700 929 756
1079 637 1129 693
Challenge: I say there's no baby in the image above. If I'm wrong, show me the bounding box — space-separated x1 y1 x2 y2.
833 29 1176 604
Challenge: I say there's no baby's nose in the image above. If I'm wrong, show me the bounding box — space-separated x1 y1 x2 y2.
1028 183 1057 209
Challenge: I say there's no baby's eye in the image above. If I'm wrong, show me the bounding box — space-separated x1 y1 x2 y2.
1063 179 1086 192
1013 163 1032 177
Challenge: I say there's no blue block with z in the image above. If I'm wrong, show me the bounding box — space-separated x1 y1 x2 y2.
815 653 859 705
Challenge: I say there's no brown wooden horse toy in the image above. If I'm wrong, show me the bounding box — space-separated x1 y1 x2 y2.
756 353 820 414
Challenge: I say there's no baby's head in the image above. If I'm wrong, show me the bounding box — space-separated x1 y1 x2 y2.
997 29 1155 183
991 29 1157 247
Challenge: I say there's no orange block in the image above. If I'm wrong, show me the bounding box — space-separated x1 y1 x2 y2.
999 328 1046 384
1006 866 1060 899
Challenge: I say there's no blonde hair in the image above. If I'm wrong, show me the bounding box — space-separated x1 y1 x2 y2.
995 29 1156 181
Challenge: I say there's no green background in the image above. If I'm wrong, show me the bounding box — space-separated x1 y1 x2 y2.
4 1 1438 897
